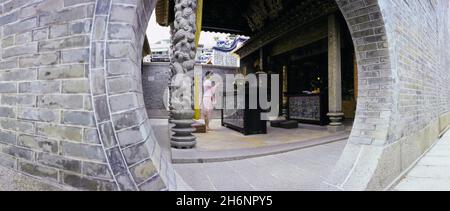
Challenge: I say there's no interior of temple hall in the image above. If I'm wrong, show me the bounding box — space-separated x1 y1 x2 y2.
143 0 359 164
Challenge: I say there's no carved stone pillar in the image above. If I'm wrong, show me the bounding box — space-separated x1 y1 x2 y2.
169 0 198 148
327 14 345 132
281 65 288 119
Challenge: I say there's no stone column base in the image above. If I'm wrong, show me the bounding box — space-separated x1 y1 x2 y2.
170 110 197 149
327 112 345 133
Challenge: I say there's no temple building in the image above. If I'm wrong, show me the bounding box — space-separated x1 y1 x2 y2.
154 0 450 191
148 39 171 62
0 0 449 191
155 0 358 142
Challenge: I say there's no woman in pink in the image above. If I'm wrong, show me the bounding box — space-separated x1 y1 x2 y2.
203 71 217 131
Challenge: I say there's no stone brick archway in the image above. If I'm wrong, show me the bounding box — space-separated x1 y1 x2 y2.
329 0 450 190
87 0 175 190
327 0 395 190
150 0 450 191
0 0 175 191
0 0 449 191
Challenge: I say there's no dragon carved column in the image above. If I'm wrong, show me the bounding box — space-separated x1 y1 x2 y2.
169 0 198 148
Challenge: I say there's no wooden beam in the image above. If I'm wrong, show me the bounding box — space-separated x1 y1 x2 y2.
155 0 171 26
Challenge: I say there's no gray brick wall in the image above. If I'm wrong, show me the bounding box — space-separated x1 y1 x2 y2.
382 0 450 140
142 62 171 118
0 0 117 191
142 63 237 119
88 0 173 191
0 0 171 191
327 0 450 190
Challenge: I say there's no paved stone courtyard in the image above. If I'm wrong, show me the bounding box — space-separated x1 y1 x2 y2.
0 166 62 191
149 119 350 163
174 140 346 191
393 131 450 191
150 119 351 152
193 120 351 151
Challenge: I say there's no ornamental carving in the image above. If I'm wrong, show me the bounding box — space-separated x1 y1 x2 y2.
244 0 284 32
237 0 338 58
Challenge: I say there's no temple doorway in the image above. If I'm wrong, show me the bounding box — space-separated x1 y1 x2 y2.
167 3 357 164
144 0 366 190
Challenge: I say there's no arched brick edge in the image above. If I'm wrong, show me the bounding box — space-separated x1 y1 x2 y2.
322 0 396 191
326 0 450 190
0 0 128 191
89 0 176 191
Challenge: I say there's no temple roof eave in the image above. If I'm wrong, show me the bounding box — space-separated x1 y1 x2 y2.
155 0 172 27
155 0 251 34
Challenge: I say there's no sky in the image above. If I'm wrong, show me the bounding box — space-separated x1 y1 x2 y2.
145 10 229 48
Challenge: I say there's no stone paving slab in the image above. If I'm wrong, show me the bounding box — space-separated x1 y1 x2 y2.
226 160 285 191
202 163 255 191
418 156 450 166
406 166 450 179
0 166 62 191
394 177 450 191
172 132 349 163
174 164 216 191
173 140 347 191
393 130 450 191
149 118 350 164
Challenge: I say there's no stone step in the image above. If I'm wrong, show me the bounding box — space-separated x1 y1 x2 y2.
280 120 299 129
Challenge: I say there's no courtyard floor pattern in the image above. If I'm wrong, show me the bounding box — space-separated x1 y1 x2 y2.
174 140 347 191
393 130 450 191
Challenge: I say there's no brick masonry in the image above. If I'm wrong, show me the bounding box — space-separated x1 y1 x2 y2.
0 0 173 191
326 0 450 190
0 0 449 191
142 62 237 118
